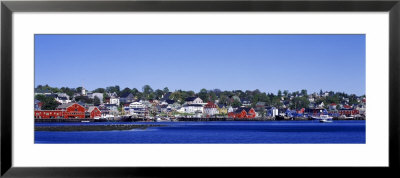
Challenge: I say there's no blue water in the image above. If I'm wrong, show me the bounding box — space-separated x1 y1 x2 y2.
35 120 365 144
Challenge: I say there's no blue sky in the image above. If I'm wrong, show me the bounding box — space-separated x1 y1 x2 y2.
35 34 365 95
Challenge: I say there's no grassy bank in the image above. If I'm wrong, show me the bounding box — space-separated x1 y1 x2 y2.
35 124 166 131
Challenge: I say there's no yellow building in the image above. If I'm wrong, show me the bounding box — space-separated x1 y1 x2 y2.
216 104 228 115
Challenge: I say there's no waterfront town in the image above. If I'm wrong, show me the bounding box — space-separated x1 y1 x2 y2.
34 84 366 122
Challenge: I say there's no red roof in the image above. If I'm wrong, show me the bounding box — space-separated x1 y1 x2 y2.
204 101 217 108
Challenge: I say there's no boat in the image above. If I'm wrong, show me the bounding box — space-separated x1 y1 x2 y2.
312 115 333 123
319 118 333 123
156 117 171 122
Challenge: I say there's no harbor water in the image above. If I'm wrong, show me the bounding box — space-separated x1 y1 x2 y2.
35 120 365 144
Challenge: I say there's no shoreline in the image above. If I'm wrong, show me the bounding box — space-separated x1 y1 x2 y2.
35 124 166 131
34 117 365 123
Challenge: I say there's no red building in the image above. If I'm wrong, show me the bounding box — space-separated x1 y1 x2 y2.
34 103 101 119
87 106 101 118
57 103 86 118
34 110 64 119
228 107 256 119
338 108 359 116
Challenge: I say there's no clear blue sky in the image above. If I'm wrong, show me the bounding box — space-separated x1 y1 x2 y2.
35 34 365 95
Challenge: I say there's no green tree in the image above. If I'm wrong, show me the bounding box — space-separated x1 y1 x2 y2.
218 94 228 105
207 91 217 102
75 95 93 104
301 89 308 96
198 88 208 102
76 87 83 94
103 92 109 103
277 90 282 97
120 87 132 97
35 95 60 110
131 88 141 99
186 90 195 97
142 85 154 100
163 87 169 94
106 85 120 96
291 96 309 110
283 90 289 97
170 91 183 104
155 89 164 99
232 99 242 108
93 88 106 93
60 87 75 98
93 96 101 106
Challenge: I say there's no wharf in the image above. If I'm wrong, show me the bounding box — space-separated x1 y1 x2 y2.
34 118 108 122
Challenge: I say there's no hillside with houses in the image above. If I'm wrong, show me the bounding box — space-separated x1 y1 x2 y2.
34 84 366 121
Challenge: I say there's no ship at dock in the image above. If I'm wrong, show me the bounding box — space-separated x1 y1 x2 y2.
312 114 333 123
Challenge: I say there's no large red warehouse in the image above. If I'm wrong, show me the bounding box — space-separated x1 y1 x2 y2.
34 103 101 119
57 103 86 118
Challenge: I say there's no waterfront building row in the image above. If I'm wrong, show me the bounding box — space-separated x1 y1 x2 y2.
34 89 366 119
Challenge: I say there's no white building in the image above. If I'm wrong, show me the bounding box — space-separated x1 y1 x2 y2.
128 102 146 116
55 96 71 104
185 97 203 105
109 96 120 106
129 102 145 108
203 102 219 116
183 104 203 114
269 107 279 117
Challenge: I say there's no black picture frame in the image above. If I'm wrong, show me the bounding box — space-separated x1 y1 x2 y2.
1 0 399 177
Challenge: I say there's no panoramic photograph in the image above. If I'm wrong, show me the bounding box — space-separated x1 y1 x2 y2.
34 34 366 143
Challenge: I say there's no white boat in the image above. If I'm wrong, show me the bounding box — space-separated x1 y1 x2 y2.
312 115 333 123
319 118 333 123
156 117 171 122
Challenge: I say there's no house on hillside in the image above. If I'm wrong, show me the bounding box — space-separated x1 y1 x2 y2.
55 96 71 104
204 102 219 116
160 92 172 102
120 93 134 103
185 97 203 105
109 96 120 106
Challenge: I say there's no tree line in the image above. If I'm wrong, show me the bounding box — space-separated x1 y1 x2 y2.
35 84 365 110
